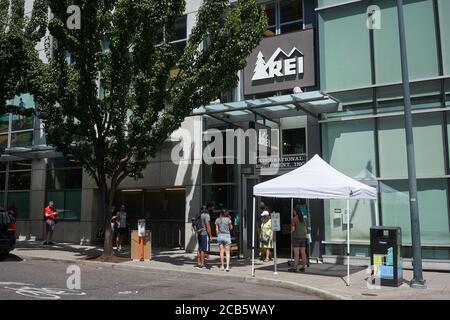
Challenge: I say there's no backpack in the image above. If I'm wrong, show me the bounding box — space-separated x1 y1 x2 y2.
192 211 205 233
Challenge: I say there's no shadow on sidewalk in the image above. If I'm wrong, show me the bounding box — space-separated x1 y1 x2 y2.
14 241 103 259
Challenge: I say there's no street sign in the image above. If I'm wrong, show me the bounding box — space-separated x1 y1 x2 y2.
271 212 281 232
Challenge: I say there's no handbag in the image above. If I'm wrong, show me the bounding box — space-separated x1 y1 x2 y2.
260 233 270 244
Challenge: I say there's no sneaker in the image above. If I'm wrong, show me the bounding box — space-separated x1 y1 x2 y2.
48 241 55 245
42 241 48 245
299 268 306 272
226 268 230 272
194 265 203 270
220 266 225 271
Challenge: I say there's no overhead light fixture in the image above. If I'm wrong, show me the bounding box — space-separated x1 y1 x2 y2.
293 87 303 94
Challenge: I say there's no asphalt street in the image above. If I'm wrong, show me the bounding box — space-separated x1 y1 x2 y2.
0 255 321 300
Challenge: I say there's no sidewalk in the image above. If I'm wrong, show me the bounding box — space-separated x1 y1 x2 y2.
10 241 450 300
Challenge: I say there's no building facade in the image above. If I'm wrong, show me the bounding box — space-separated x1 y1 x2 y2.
6 0 450 267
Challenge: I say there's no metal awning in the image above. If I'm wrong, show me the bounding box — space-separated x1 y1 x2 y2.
0 145 62 162
191 91 342 122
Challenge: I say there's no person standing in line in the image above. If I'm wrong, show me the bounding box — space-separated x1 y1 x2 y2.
259 211 273 262
116 205 127 252
195 202 213 270
215 209 233 272
110 206 118 248
291 207 308 272
43 201 58 245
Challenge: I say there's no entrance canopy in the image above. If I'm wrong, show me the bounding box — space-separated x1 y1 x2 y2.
254 154 377 200
191 91 341 123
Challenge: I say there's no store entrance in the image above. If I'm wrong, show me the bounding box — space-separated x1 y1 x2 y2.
260 197 293 258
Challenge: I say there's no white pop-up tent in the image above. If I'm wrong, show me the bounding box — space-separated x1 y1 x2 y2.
252 154 378 285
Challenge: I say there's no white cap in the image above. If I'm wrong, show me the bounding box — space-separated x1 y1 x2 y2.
261 210 270 217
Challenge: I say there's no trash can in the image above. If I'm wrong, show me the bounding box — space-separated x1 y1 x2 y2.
370 226 403 287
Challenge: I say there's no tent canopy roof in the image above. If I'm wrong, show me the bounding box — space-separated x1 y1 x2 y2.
253 154 377 200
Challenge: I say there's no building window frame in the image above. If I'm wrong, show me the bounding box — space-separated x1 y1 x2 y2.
261 0 305 37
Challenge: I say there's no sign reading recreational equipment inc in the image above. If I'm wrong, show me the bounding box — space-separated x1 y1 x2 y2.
243 29 315 96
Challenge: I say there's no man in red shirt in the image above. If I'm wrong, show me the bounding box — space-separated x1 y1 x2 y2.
43 201 58 245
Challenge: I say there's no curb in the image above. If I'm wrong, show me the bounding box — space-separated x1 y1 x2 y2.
16 254 349 300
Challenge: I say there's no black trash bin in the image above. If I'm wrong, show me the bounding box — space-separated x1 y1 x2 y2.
370 226 403 287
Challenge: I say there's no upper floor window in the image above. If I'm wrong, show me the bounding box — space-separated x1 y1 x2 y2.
157 15 188 60
262 0 304 37
1 94 35 150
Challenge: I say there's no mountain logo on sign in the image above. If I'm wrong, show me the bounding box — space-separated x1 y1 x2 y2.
252 47 304 81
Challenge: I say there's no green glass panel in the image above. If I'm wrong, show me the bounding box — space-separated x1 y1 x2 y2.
7 192 30 219
373 0 401 84
322 119 377 177
378 113 445 178
381 179 450 245
373 0 439 84
438 0 450 75
8 171 31 190
64 190 81 220
10 131 33 148
319 2 371 91
0 134 8 149
324 199 378 242
318 0 353 7
12 114 33 131
0 192 4 209
0 115 9 133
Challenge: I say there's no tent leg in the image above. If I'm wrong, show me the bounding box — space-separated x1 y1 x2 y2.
347 199 350 286
290 198 293 266
252 197 256 277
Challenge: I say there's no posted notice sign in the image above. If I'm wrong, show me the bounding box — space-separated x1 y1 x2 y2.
271 212 281 232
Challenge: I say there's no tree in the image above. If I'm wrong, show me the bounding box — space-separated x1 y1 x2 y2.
37 0 267 256
0 0 48 118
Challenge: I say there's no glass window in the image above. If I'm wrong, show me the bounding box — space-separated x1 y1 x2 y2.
46 190 82 221
322 119 377 177
381 179 450 245
8 171 31 190
324 199 377 243
0 192 4 210
439 0 450 75
282 128 306 155
378 113 445 178
172 15 187 41
10 131 33 148
378 96 442 114
47 168 82 189
280 0 303 25
7 191 30 219
202 185 237 211
373 0 439 84
319 2 372 91
12 114 33 131
0 134 8 149
0 173 5 191
10 160 32 171
0 115 9 133
203 164 236 184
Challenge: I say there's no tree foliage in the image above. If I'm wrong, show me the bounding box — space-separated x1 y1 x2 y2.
0 0 48 116
37 0 266 255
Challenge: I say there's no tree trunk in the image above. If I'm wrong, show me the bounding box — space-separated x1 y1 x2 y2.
100 185 114 257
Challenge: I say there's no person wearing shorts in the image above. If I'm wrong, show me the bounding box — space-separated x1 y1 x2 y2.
215 209 233 272
196 202 212 269
291 207 308 272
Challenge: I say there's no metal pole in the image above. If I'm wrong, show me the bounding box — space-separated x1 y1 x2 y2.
273 227 277 275
395 0 426 288
252 196 256 277
347 199 350 286
290 198 293 265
